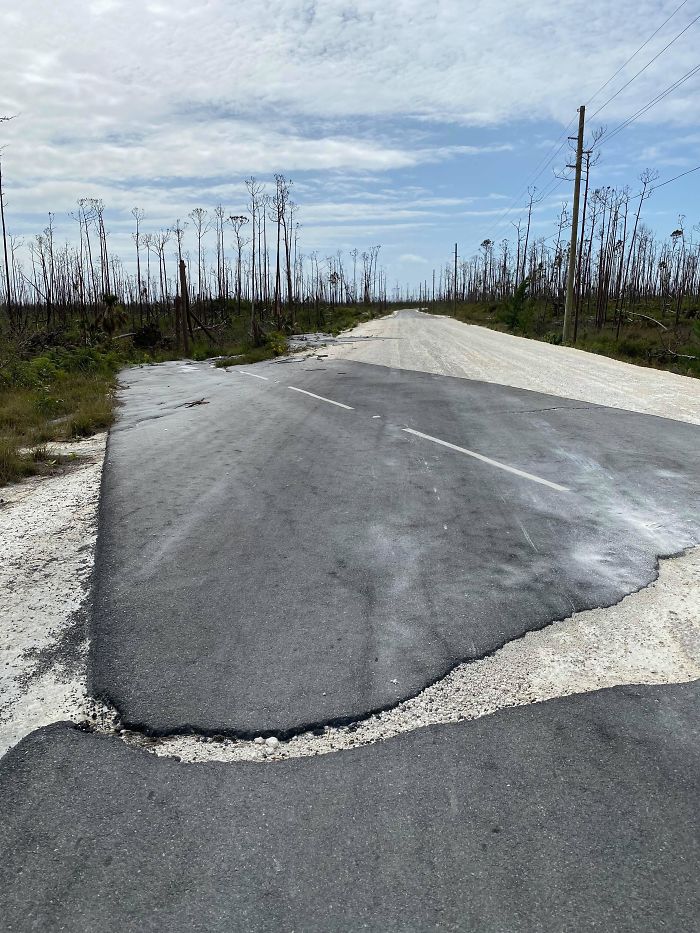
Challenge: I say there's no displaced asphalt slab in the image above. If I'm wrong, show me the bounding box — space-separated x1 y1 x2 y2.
1 683 698 933
90 359 700 735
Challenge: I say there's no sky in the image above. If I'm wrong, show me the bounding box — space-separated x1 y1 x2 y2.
1 0 698 290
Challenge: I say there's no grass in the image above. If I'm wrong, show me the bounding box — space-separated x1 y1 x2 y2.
0 346 120 485
4 296 696 488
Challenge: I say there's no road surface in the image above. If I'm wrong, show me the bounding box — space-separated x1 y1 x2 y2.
1 682 698 932
2 311 699 931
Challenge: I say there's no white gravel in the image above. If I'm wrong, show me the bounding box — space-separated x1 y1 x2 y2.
0 436 105 758
1 311 698 762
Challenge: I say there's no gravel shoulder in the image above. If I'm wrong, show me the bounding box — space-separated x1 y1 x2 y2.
0 436 105 757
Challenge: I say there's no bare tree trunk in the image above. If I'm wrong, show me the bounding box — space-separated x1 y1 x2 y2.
0 157 14 328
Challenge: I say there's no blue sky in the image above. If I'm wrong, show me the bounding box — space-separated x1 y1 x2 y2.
1 0 698 289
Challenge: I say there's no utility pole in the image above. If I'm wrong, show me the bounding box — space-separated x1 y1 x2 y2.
563 105 585 345
453 243 458 316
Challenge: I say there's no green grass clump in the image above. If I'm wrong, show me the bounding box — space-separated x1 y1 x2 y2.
0 342 123 486
214 331 288 367
0 438 38 486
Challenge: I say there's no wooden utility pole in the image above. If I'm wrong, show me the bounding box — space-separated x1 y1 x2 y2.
453 243 458 316
563 105 585 345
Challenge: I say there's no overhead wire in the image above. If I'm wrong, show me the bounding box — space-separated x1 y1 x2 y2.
588 9 700 119
650 163 700 189
584 0 691 107
466 3 699 255
596 63 700 148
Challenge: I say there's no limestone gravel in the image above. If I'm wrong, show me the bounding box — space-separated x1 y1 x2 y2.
317 309 700 426
0 436 105 757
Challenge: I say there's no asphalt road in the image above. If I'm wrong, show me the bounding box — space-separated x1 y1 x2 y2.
1 682 697 933
90 358 700 735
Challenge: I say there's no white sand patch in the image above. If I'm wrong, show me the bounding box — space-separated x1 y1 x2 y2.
0 435 105 757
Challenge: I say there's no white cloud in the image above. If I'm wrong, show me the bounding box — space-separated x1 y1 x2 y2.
399 253 429 264
2 1 697 164
1 0 697 281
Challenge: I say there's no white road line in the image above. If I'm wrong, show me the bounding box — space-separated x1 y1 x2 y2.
402 428 569 492
288 386 354 410
238 371 269 380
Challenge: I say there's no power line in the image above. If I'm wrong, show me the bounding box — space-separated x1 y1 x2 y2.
651 163 700 190
597 63 700 147
504 62 700 230
585 0 691 108
589 10 700 119
467 5 699 253
488 2 699 236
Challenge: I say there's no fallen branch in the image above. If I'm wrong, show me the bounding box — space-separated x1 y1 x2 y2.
625 311 668 331
665 349 697 360
187 308 220 345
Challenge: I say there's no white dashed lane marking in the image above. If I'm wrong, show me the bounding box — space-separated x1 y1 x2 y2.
402 428 570 492
234 371 567 491
287 387 355 410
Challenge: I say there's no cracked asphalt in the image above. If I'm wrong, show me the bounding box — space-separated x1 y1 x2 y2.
2 322 699 932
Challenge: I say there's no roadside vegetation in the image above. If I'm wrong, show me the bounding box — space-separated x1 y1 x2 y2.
420 292 700 377
0 170 392 485
0 298 385 486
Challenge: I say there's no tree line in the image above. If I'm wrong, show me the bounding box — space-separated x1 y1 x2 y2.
0 167 387 347
418 161 699 350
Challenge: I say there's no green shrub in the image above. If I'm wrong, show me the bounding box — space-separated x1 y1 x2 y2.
266 331 288 356
617 338 648 359
497 278 531 333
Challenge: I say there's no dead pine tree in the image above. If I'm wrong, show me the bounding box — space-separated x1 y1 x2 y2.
283 198 296 325
213 204 227 301
271 175 291 329
520 187 541 286
615 169 658 339
0 153 14 330
131 207 145 326
172 219 188 350
177 259 191 355
188 208 210 305
228 215 249 316
245 177 265 345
